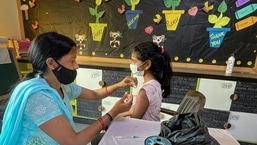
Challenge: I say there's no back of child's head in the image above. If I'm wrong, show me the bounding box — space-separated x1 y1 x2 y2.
132 41 173 98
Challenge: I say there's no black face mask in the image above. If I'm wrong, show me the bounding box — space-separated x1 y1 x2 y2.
52 60 77 84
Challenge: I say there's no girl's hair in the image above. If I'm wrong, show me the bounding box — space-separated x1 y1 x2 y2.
132 42 173 98
25 31 76 80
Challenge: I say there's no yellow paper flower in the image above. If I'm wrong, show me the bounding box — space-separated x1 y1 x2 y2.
96 0 102 6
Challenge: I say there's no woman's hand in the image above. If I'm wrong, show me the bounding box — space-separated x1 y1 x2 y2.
118 76 138 88
108 92 133 118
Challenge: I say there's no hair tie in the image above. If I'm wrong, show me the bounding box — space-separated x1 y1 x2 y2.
32 69 43 78
161 48 165 54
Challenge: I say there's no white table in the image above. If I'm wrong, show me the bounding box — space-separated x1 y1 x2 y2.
99 117 160 145
99 117 240 145
208 128 240 145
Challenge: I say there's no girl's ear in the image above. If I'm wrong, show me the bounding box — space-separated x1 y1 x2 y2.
145 60 152 70
46 58 56 70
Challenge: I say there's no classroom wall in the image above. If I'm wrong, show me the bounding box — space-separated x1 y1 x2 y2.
1 1 257 145
74 67 257 145
0 0 23 39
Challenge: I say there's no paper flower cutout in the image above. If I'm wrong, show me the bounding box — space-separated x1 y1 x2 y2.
208 0 230 28
124 0 140 11
89 0 105 23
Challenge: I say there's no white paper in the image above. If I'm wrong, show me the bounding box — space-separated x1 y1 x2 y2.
228 111 257 143
0 48 11 64
99 117 161 145
76 68 102 89
198 78 236 111
208 128 240 145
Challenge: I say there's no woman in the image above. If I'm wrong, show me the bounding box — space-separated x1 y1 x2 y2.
0 32 137 145
117 41 173 121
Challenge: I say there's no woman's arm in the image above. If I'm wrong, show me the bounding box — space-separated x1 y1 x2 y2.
77 76 137 100
40 92 133 145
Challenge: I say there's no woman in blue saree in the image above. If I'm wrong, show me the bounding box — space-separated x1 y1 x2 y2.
0 32 136 145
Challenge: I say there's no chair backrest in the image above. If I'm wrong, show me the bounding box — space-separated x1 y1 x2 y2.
176 90 206 115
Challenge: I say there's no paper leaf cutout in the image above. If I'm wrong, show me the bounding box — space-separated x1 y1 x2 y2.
163 0 181 10
218 17 231 27
217 0 227 13
89 7 96 15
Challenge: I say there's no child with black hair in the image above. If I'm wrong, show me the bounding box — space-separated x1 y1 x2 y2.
117 41 173 121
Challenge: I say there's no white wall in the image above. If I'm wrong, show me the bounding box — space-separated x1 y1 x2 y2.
0 0 23 39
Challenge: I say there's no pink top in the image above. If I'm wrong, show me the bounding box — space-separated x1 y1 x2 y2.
133 80 162 121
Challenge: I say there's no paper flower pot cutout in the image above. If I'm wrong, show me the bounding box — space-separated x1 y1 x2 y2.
124 0 142 29
125 10 143 29
206 28 230 48
162 0 184 31
162 10 184 31
89 23 107 41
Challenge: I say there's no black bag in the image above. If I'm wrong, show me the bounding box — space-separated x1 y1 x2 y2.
159 113 220 145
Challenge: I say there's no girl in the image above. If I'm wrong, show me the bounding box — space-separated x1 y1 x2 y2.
118 41 173 121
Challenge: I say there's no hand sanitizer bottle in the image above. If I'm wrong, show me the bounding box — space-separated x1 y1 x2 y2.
225 54 235 76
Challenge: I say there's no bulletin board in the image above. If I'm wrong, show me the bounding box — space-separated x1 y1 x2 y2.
20 0 257 69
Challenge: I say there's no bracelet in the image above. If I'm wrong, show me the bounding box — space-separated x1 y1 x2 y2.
98 118 106 130
105 86 111 96
106 113 113 121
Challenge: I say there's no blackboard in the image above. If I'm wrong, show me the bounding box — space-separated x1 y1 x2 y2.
162 76 198 104
202 108 230 128
0 47 21 96
231 81 257 113
20 0 257 70
102 69 131 98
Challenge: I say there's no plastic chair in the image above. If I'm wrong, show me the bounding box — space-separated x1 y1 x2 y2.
161 90 206 116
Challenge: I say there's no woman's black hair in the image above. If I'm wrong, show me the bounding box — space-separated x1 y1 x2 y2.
132 42 173 98
24 31 76 80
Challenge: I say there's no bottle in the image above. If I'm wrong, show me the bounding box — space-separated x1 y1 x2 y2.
225 54 235 76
